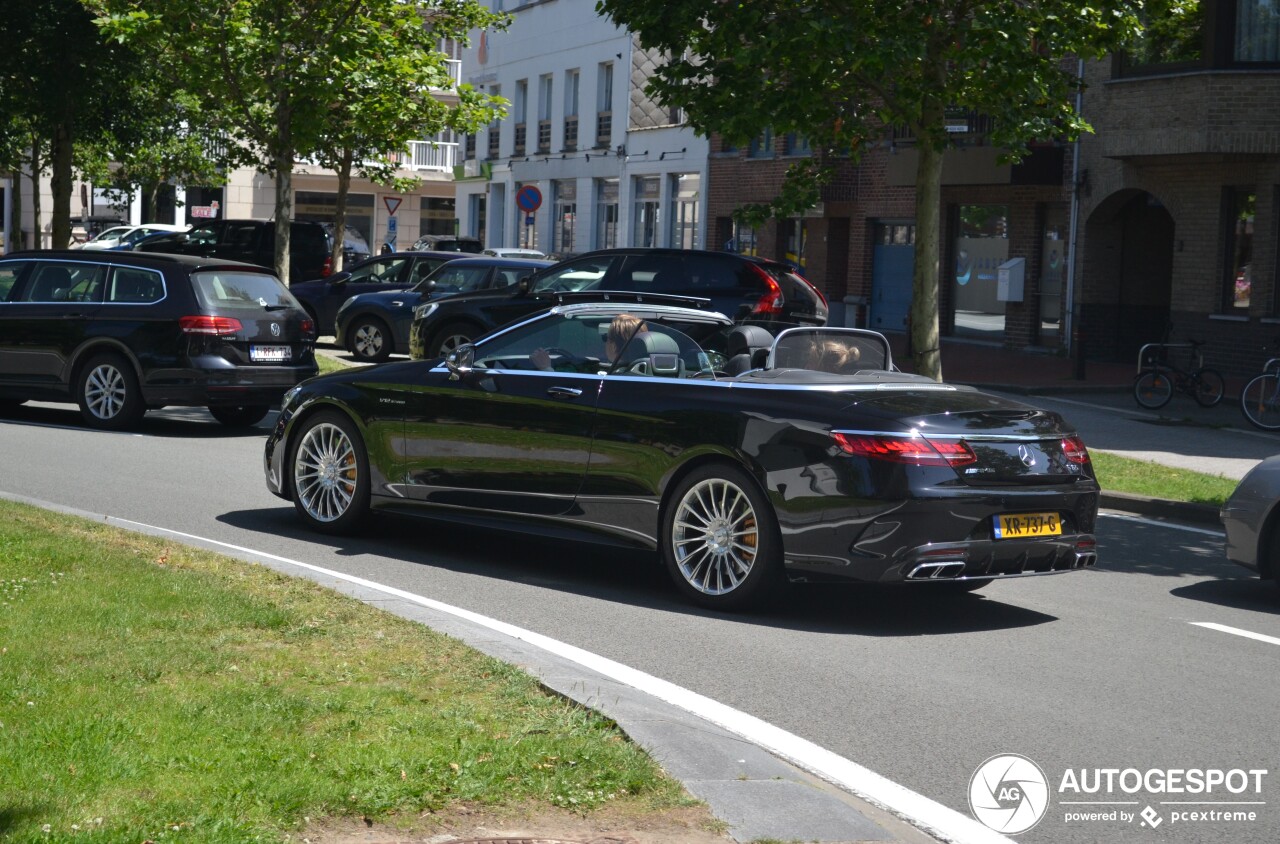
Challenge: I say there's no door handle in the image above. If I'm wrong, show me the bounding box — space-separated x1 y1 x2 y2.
546 386 583 399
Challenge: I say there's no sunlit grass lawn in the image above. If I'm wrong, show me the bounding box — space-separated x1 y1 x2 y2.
0 500 690 844
1090 450 1238 508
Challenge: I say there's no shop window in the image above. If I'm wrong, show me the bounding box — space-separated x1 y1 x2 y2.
1223 188 1254 311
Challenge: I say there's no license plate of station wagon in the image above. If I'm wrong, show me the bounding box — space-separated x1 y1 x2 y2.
994 512 1061 539
250 345 292 363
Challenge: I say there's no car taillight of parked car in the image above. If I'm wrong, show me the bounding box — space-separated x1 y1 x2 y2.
321 256 333 277
747 264 784 317
301 318 315 336
1061 435 1090 464
180 315 243 336
832 432 978 467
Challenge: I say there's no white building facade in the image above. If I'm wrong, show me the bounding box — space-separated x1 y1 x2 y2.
456 0 709 256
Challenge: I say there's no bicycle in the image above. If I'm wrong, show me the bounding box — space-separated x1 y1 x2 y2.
1240 353 1280 430
1132 337 1225 409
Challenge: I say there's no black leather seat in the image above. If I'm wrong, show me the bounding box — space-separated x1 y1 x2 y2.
724 325 773 375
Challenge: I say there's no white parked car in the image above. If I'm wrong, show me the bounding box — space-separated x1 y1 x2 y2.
482 247 548 259
77 223 189 251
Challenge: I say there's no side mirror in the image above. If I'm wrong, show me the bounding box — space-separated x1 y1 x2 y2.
518 275 532 294
444 343 475 380
425 279 437 292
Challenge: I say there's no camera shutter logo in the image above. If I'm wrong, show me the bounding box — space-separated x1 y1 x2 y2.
969 753 1050 834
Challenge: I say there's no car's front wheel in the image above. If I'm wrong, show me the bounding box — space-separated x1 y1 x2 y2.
209 404 271 428
290 410 369 533
661 464 781 610
348 316 392 363
76 353 145 429
432 321 476 359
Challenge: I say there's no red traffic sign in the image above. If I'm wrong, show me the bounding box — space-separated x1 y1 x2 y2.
516 185 543 213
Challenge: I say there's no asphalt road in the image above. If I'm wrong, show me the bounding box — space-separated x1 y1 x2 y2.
3 400 1278 844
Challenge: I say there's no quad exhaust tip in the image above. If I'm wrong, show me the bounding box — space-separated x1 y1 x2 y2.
907 561 967 580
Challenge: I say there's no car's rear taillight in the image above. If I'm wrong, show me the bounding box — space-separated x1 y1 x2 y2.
833 432 977 466
747 264 784 317
301 318 315 336
321 256 333 277
180 315 242 335
1061 435 1090 464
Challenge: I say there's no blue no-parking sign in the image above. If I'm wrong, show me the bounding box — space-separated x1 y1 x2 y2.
516 185 543 213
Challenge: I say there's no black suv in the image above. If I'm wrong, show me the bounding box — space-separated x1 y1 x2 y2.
135 219 333 284
0 251 317 429
408 248 829 360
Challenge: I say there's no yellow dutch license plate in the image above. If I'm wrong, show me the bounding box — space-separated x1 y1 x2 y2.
994 512 1062 539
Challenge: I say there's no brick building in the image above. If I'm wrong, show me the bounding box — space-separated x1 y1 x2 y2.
1076 0 1280 377
710 1 1280 378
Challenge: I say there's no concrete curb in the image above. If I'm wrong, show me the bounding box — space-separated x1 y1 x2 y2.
1099 490 1221 526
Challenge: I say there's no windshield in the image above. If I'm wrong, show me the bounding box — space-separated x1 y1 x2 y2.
473 310 725 378
530 255 614 293
414 263 492 294
190 270 304 312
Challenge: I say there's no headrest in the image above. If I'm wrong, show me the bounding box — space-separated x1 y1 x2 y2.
726 324 774 356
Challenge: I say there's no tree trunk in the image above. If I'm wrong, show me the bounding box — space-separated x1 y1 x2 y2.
331 148 354 274
910 137 944 382
49 122 74 249
29 139 42 250
273 91 294 284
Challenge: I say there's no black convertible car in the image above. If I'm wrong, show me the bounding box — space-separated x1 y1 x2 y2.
265 300 1099 610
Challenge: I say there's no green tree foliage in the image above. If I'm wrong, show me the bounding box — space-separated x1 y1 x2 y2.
0 0 145 248
93 0 507 282
598 0 1144 379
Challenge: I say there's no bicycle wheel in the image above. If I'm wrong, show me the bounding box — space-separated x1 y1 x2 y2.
1133 369 1173 409
1241 373 1280 431
1191 367 1225 407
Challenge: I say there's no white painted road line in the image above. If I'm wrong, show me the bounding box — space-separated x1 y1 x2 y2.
1099 512 1225 537
0 491 1013 844
1191 622 1280 648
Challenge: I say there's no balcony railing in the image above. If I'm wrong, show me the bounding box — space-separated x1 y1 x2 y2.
514 123 526 156
595 111 612 148
537 119 551 154
389 141 458 172
563 115 578 151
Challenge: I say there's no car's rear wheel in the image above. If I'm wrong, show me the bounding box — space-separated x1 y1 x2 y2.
290 411 369 533
661 464 781 610
76 353 145 429
209 404 270 428
432 321 476 358
349 316 392 363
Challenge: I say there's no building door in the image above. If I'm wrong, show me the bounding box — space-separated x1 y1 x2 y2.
1082 190 1174 360
870 222 914 333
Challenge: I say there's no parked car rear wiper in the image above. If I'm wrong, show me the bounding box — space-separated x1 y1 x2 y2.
263 304 292 311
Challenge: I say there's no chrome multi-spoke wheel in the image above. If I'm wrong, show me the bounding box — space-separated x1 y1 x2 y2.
662 465 779 609
291 413 369 531
433 322 474 358
350 318 390 363
76 354 143 429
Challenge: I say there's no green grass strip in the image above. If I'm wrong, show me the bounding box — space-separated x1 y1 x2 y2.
0 500 689 843
1091 450 1238 508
